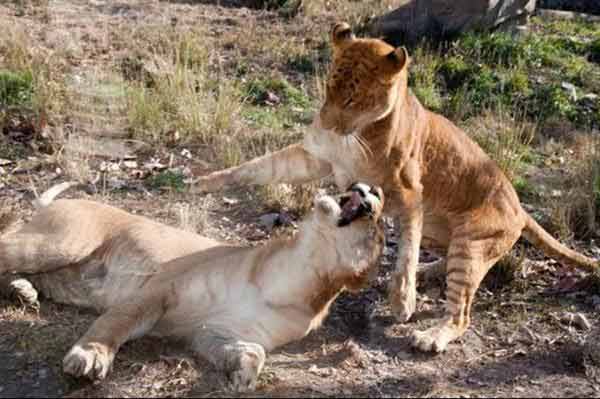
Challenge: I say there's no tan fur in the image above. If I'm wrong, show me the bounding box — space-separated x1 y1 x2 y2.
0 182 384 391
191 22 598 353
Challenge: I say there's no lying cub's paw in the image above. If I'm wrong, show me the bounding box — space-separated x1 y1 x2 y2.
63 343 115 380
223 343 266 392
9 278 39 308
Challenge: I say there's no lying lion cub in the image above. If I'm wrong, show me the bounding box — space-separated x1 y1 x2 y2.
0 181 384 391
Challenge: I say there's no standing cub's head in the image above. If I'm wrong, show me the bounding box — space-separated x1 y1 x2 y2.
316 22 410 136
311 182 385 289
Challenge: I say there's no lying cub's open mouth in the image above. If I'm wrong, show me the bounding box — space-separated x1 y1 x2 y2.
337 183 382 227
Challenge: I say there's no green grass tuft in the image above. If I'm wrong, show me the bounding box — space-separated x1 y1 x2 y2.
0 70 33 107
243 76 311 108
147 170 186 192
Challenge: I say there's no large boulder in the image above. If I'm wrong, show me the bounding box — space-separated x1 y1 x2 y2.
538 0 600 15
370 0 536 45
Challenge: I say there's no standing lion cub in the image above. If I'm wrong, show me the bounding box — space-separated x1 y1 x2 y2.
0 181 384 391
191 22 598 353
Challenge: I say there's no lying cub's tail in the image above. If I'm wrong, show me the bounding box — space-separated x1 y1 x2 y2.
522 213 598 271
33 181 83 209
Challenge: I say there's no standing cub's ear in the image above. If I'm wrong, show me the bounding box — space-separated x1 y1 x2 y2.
385 46 410 73
331 22 355 47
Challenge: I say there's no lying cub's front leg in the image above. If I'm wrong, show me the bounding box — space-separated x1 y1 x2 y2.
63 298 165 380
191 143 332 193
192 329 266 393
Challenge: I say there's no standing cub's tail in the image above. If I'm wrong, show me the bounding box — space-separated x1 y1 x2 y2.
522 213 598 271
33 181 83 209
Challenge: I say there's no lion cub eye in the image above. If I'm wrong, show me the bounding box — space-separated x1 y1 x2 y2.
343 98 353 108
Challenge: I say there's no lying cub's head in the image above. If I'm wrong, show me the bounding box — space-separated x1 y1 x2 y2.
316 22 410 136
312 182 385 288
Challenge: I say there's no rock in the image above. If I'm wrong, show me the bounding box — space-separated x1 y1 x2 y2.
538 0 600 16
278 212 294 227
143 158 167 171
561 82 578 101
580 93 599 109
260 91 281 106
180 149 192 159
258 213 280 232
370 0 536 45
307 364 331 377
100 161 120 172
123 160 138 169
561 312 592 330
258 212 293 232
222 196 239 205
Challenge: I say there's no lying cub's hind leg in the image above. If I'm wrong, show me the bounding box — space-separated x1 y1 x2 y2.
0 233 89 275
193 330 266 393
411 231 518 353
64 298 165 380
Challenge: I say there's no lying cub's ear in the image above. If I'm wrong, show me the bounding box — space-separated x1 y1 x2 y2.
315 196 336 217
331 22 355 47
314 196 342 225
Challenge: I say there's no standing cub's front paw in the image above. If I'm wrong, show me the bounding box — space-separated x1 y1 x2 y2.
63 343 115 380
389 272 416 323
411 324 459 353
223 343 266 393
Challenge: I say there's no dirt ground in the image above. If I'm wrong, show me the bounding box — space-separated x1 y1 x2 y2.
1 1 600 398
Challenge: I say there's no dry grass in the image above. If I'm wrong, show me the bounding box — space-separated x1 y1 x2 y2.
0 23 70 131
463 108 537 183
173 198 211 234
53 132 96 184
258 182 319 215
548 135 600 241
301 0 398 32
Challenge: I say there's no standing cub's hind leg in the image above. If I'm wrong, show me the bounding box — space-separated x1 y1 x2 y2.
411 229 519 352
192 330 266 393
